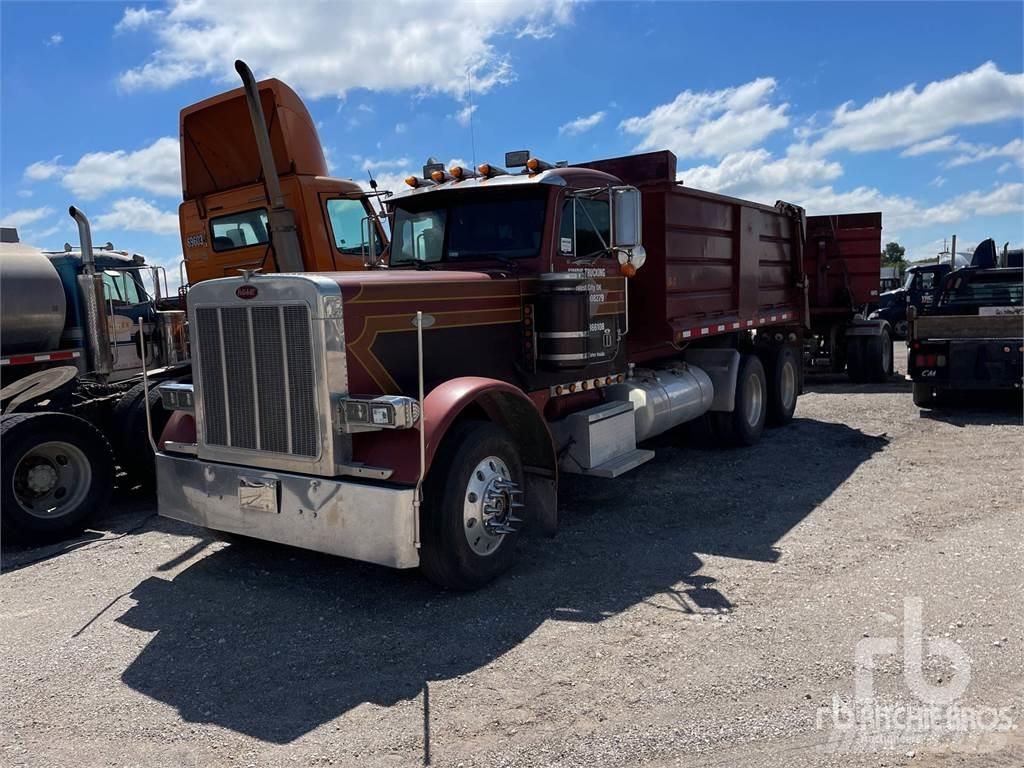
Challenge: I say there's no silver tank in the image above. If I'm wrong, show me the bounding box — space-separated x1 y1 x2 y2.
0 233 67 356
606 364 715 442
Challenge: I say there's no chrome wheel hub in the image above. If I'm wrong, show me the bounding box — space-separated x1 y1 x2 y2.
463 455 522 557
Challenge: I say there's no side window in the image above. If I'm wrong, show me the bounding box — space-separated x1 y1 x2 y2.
101 271 143 305
918 272 935 290
210 209 269 252
398 211 445 263
326 198 381 255
560 197 611 258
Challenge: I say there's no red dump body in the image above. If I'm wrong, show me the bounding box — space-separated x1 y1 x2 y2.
579 152 804 360
804 212 883 316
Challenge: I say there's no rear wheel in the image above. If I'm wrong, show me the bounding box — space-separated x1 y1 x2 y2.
762 346 800 426
864 327 893 382
711 354 767 447
912 382 946 408
846 337 869 382
1 412 114 540
112 382 171 490
419 421 524 590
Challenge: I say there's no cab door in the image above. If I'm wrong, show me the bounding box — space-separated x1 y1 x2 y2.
319 195 386 271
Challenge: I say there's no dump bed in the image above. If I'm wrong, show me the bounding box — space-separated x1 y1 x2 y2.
579 152 804 358
804 212 883 315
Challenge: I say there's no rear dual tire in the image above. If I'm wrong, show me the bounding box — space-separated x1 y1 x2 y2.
847 327 893 383
1 412 114 541
711 354 768 447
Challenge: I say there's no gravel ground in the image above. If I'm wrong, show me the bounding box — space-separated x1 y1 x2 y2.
2 347 1022 768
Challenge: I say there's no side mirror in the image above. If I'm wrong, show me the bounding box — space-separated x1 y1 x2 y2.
610 185 645 275
362 215 379 268
610 186 642 249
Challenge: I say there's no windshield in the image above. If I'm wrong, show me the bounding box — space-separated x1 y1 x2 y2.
390 191 547 265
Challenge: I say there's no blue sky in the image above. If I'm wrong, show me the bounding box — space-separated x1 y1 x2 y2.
2 1 1022 281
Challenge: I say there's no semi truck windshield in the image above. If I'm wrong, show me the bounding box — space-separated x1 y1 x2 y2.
390 192 547 265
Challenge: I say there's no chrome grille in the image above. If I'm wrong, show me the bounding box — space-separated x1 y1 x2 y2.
196 303 318 457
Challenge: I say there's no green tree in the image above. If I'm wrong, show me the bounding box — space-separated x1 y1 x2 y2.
881 241 906 266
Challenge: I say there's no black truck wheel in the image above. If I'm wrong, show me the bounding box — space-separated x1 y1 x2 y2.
711 354 767 447
846 337 869 382
864 327 894 382
762 346 800 426
912 382 946 408
1 412 114 540
112 382 171 490
419 421 524 590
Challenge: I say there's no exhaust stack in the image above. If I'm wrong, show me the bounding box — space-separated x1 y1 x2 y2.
234 59 304 273
68 206 113 378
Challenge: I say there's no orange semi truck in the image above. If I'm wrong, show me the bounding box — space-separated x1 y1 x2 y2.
177 61 386 286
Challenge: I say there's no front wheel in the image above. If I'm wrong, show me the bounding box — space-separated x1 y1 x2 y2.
419 421 525 590
1 412 114 540
711 354 767 447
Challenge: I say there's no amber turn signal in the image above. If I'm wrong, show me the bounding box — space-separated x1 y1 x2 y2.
620 261 637 278
404 176 418 188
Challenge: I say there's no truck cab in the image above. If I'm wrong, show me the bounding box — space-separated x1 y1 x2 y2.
908 265 1023 406
871 263 951 338
177 77 386 285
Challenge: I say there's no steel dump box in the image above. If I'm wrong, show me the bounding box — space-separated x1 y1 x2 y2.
579 152 804 361
804 212 884 316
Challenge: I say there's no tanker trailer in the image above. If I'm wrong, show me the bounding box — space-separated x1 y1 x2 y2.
0 211 189 541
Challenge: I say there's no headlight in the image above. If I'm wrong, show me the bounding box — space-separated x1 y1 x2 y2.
336 395 420 433
158 382 194 413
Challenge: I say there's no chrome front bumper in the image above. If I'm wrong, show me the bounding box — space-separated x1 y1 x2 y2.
156 453 419 568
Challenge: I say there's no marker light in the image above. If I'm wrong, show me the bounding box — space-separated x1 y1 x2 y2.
404 176 437 189
449 165 478 180
477 163 508 178
526 157 554 173
430 169 450 183
620 261 637 278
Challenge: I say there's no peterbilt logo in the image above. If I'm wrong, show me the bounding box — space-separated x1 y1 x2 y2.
236 285 258 300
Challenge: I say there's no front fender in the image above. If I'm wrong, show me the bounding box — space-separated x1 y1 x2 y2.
352 377 553 486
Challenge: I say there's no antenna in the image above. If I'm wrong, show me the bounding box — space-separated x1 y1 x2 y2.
467 68 477 172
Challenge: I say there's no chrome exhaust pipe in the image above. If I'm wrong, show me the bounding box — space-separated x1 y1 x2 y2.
69 206 113 378
234 59 304 273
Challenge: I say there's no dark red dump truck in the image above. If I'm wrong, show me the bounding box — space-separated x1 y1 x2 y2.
803 212 891 381
152 144 873 589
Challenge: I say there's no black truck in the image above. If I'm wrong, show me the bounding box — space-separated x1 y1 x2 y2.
870 263 952 339
908 264 1023 407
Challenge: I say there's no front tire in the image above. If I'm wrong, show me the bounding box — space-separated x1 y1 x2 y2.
711 354 767 447
419 421 524 590
1 412 114 541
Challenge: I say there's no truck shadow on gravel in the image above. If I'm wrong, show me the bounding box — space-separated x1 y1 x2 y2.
116 418 887 744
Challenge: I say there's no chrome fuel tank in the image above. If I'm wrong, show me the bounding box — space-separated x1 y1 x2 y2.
606 365 714 442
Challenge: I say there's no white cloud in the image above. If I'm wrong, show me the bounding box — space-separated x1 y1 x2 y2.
678 148 843 202
559 110 606 136
16 190 33 198
117 0 572 98
900 135 960 157
813 62 1024 154
115 7 164 33
95 198 179 235
946 138 1024 169
0 206 55 228
394 123 408 134
930 176 946 188
45 33 62 47
453 104 478 127
620 77 789 159
24 156 63 181
357 156 413 172
59 137 181 200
